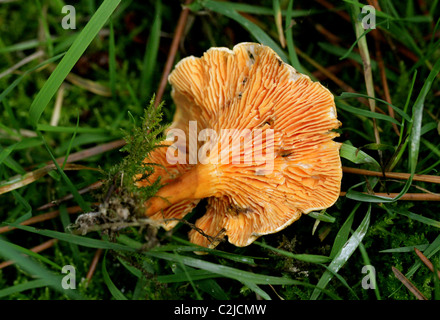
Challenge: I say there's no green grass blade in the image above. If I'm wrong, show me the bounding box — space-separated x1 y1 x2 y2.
6 223 136 252
59 205 82 269
117 256 143 279
0 279 48 299
0 53 65 105
254 241 331 264
347 59 440 203
0 147 26 174
380 244 429 253
10 190 32 224
139 0 162 102
308 210 336 223
397 70 417 147
196 279 229 300
241 281 271 300
195 1 319 17
5 240 62 271
102 251 128 300
406 235 440 279
108 19 116 97
38 131 91 212
408 58 440 176
336 101 401 125
146 250 341 299
175 253 203 300
392 209 440 229
338 92 412 122
0 238 85 299
351 56 440 203
28 0 121 127
157 269 220 283
310 204 371 300
340 143 381 168
203 0 289 62
0 138 43 166
36 124 108 134
318 263 360 299
329 203 359 259
285 0 305 73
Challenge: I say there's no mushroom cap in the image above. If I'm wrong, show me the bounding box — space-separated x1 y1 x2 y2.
143 42 342 247
136 141 200 230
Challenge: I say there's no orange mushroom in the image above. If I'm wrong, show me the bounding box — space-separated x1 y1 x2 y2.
138 42 342 247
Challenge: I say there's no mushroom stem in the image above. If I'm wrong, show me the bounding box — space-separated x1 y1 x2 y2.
144 165 214 216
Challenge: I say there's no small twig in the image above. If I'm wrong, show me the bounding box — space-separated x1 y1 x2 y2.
315 23 343 44
311 60 354 80
86 248 103 285
0 50 45 79
163 218 226 246
154 0 193 108
375 38 400 136
36 180 104 211
342 166 440 184
0 205 92 234
339 192 440 201
0 239 58 269
392 266 428 300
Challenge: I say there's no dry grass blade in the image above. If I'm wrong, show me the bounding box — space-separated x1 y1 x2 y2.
0 50 44 79
350 4 381 162
50 83 65 126
0 163 99 195
392 266 428 300
414 247 440 280
273 0 286 48
32 138 127 168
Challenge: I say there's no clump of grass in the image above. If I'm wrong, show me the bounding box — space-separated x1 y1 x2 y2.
70 97 168 237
